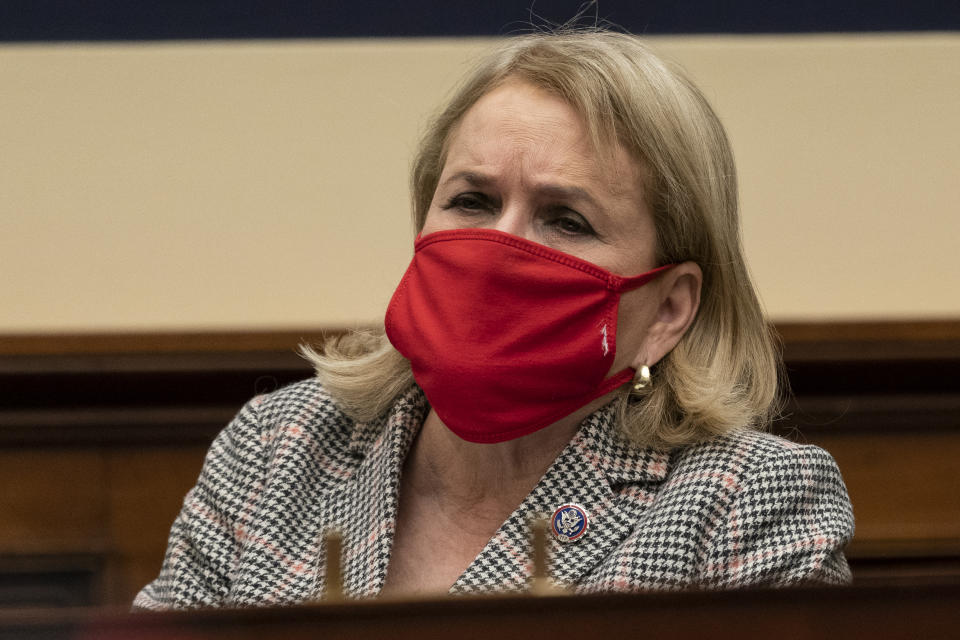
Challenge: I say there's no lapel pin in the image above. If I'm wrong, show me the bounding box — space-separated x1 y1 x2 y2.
550 503 588 543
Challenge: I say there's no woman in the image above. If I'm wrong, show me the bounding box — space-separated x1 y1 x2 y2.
135 30 853 608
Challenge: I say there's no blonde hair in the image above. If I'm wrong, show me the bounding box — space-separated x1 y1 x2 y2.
304 30 782 448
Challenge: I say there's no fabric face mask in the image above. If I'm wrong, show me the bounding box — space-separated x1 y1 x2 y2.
385 228 672 444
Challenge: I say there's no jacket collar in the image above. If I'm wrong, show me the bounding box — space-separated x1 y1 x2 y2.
346 384 426 457
451 399 669 592
349 385 668 484
321 384 427 598
333 385 669 595
574 402 670 486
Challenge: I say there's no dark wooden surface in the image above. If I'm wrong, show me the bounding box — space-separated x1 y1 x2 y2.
3 582 960 640
1 320 958 607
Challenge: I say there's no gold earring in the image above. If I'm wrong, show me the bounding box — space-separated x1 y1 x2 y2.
633 365 651 391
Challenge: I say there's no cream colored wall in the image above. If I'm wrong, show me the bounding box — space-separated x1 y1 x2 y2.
1 34 957 333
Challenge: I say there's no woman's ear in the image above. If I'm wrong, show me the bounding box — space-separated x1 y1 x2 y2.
631 261 702 369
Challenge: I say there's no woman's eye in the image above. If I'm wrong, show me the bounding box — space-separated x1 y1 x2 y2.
444 193 491 212
550 212 595 236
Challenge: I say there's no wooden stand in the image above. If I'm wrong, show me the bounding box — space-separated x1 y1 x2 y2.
3 582 959 640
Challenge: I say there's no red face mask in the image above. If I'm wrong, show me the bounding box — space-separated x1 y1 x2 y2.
385 228 672 444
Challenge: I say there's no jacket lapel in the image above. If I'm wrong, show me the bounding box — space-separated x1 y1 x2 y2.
307 386 666 598
313 385 427 599
451 404 668 593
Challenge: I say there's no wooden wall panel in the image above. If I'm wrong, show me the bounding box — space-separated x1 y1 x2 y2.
0 447 208 606
1 321 959 605
104 447 209 603
806 431 960 551
0 451 108 555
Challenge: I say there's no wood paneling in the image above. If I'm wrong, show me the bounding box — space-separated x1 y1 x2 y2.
104 448 209 602
0 451 108 554
806 431 960 553
0 330 342 356
0 554 105 609
0 447 207 607
1 320 958 605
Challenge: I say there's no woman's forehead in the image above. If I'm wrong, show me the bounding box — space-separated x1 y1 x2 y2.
441 81 642 193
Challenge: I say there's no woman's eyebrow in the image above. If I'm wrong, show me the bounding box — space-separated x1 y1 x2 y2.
440 171 493 188
441 171 600 207
535 183 600 209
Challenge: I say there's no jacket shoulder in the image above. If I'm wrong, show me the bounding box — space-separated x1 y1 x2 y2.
253 377 357 452
590 429 853 591
671 428 844 481
668 429 854 587
132 377 357 610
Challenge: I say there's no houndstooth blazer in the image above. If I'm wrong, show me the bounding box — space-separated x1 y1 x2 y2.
134 378 854 609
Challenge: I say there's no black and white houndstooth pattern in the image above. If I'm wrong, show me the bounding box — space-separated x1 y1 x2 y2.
134 378 853 609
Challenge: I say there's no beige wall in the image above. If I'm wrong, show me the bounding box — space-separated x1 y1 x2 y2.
1 34 957 333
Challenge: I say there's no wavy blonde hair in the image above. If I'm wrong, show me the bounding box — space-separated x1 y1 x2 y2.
303 30 782 448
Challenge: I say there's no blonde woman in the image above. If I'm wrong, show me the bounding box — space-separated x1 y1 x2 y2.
136 30 853 608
